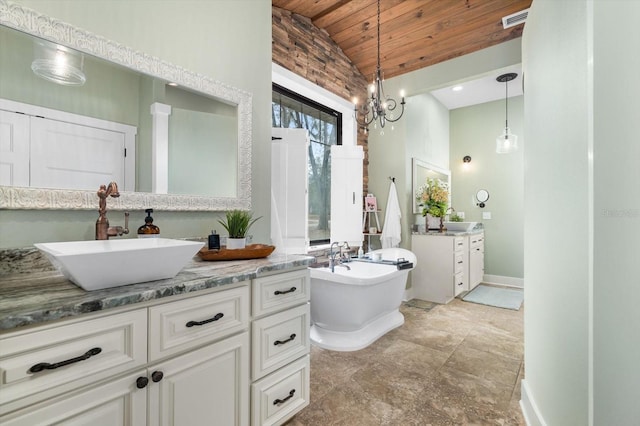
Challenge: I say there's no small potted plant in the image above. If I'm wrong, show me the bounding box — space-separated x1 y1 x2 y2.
218 210 261 249
449 213 464 222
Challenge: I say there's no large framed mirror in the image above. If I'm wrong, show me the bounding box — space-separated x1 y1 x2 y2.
0 0 251 211
412 158 451 214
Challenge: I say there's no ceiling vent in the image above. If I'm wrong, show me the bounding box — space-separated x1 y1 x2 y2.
502 9 529 29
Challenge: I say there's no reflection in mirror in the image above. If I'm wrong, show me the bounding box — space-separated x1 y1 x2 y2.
166 86 238 198
0 1 251 211
412 158 451 214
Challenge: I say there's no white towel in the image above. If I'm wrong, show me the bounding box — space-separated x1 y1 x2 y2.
381 181 402 248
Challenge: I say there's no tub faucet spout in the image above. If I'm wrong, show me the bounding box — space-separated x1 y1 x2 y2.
329 241 342 273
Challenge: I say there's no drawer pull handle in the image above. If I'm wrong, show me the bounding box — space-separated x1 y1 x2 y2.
274 287 296 295
274 334 296 346
457 261 463 264
273 389 296 406
29 347 102 373
186 312 224 327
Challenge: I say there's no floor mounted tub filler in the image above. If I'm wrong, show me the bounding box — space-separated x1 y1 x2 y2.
309 247 417 351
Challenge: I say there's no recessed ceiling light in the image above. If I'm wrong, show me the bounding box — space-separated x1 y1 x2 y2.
452 85 463 92
167 82 178 87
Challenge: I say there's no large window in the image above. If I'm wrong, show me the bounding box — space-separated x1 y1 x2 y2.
272 84 342 245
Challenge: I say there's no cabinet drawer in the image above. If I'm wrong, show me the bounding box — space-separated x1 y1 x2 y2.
470 234 484 249
251 355 310 426
252 269 309 318
252 304 310 381
454 253 465 274
0 309 147 415
454 237 466 252
454 272 465 297
149 285 249 361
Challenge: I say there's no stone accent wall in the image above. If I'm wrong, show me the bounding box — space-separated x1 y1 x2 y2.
272 6 370 192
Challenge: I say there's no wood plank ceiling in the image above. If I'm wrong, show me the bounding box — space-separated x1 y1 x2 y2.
272 0 532 80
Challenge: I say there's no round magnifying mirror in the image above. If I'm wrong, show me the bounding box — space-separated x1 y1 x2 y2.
476 189 489 208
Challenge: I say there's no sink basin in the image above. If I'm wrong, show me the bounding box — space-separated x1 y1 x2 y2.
35 238 204 291
443 222 478 232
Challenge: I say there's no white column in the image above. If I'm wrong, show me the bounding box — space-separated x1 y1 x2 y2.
150 102 172 194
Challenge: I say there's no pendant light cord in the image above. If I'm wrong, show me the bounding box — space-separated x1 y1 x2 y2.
377 0 381 71
505 78 509 128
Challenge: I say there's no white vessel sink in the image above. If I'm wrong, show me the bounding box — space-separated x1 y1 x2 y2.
35 238 204 291
443 222 478 232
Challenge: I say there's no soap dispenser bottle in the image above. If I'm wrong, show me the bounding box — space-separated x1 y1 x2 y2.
138 209 160 238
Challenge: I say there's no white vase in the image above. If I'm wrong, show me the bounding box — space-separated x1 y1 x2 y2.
226 237 246 250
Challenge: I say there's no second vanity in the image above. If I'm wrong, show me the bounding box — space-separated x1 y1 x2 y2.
411 228 485 304
0 250 313 426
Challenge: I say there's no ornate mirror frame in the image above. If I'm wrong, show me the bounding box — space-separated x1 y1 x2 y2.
0 0 252 211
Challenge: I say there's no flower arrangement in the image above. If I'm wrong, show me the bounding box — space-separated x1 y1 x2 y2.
415 178 449 218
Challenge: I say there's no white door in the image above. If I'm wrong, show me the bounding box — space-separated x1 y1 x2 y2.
148 332 249 426
330 144 364 246
30 117 126 191
0 110 30 187
271 128 309 254
0 372 147 426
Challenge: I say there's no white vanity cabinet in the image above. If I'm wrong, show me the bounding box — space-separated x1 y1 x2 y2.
250 269 310 426
411 234 469 304
0 285 251 425
469 233 485 291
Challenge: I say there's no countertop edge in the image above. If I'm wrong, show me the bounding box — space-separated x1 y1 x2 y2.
0 254 315 332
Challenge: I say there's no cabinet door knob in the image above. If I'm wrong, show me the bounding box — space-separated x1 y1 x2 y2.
151 370 164 382
136 376 149 389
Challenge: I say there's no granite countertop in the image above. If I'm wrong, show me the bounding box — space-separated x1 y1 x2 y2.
412 228 485 237
0 253 314 332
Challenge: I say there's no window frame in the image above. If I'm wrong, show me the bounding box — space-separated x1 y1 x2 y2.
272 83 342 246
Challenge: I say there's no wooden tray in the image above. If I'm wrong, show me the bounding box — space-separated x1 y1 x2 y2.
197 244 275 261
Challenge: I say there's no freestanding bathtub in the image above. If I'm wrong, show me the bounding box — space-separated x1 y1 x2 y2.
309 247 416 351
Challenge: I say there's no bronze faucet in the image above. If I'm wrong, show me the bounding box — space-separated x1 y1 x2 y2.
96 182 129 240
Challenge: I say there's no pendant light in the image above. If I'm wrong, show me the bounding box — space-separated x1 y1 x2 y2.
354 0 405 134
31 40 86 86
495 72 518 153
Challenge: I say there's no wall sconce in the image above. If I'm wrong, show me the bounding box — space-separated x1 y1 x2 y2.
462 155 472 170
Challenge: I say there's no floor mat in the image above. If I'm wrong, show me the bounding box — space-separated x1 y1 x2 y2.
462 284 523 310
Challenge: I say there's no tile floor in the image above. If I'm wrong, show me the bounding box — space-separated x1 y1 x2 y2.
286 298 524 425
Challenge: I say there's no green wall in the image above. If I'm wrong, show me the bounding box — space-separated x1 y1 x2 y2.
366 39 523 281
450 97 524 279
0 0 272 249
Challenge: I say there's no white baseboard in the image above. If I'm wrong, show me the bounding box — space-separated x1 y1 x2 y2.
483 274 524 288
520 379 547 426
403 287 414 302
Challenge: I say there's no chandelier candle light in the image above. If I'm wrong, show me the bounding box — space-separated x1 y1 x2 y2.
495 72 518 153
354 0 405 134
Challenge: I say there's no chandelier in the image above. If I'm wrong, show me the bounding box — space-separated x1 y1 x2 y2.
354 0 405 134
